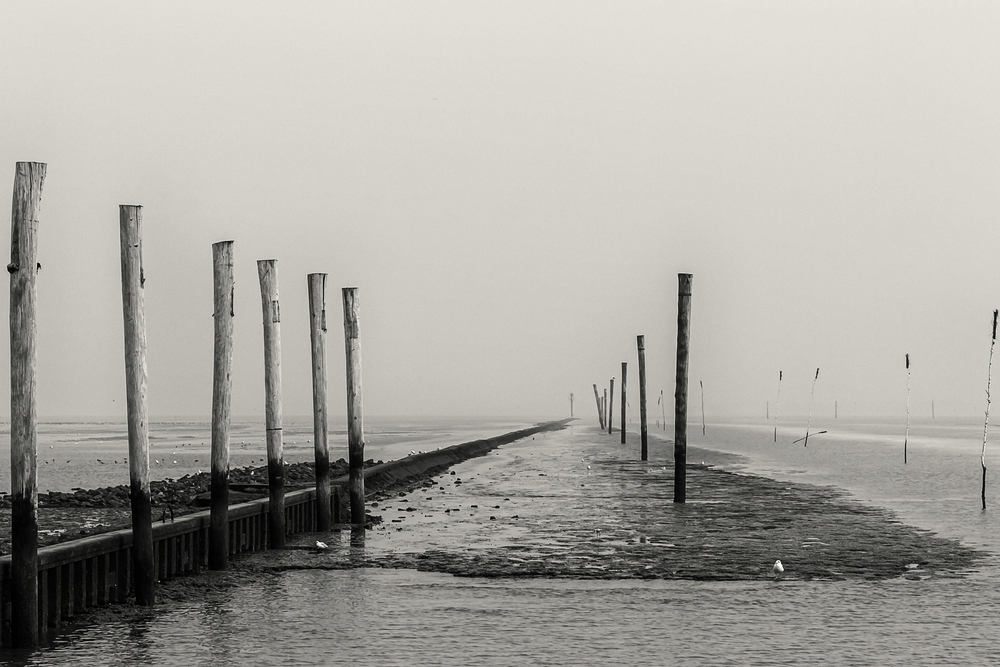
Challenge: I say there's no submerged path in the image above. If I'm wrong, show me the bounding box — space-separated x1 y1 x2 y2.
239 423 981 581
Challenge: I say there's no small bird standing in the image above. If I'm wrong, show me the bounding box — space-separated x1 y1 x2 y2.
772 560 784 576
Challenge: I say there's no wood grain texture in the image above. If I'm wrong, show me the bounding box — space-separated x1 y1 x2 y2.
342 287 365 525
209 241 234 568
637 335 648 462
673 273 693 503
118 205 155 604
9 161 44 647
257 259 285 548
308 273 331 530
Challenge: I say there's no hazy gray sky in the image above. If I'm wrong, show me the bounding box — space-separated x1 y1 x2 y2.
2 2 999 419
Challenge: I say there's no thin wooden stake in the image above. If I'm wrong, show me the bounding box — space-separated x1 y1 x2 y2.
209 241 234 569
570 392 574 418
257 259 285 548
603 389 608 431
659 389 666 431
904 354 910 464
637 335 648 461
774 371 782 442
982 310 997 511
119 205 155 605
608 378 615 435
593 384 604 429
343 287 366 526
308 273 331 530
804 368 819 447
674 273 692 503
9 162 45 646
620 363 627 443
699 380 706 436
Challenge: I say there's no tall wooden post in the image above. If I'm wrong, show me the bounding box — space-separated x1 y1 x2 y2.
637 335 648 462
9 162 44 646
257 260 285 548
209 241 234 569
119 205 155 604
604 388 609 433
673 273 693 503
608 379 615 434
343 287 366 526
570 392 574 417
593 384 604 429
620 363 628 444
308 273 331 530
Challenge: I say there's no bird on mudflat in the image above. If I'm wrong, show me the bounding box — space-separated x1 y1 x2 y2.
772 560 784 575
315 541 329 550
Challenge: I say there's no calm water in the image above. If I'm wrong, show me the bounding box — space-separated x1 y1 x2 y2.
5 417 1000 666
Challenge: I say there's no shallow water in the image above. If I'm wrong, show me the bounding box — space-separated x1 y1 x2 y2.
5 418 1000 666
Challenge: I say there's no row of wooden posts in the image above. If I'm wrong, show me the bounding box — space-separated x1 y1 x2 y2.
8 162 369 647
592 273 693 502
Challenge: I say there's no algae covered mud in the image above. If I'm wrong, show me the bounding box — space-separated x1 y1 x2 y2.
8 419 1000 666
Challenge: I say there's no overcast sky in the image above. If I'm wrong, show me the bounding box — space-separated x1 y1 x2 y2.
1 2 998 420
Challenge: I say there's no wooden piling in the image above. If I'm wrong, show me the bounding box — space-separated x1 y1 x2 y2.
982 310 997 511
308 273 331 531
209 241 234 569
342 287 366 526
593 384 604 429
9 162 45 646
699 380 706 436
570 392 574 418
118 205 155 605
620 363 627 444
637 335 648 461
673 273 692 504
257 260 285 548
608 378 615 435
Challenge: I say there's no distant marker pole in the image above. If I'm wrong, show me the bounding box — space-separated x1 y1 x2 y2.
343 287 366 527
9 162 45 646
673 273 692 503
637 335 648 461
603 389 608 432
570 392 574 418
904 354 910 464
774 371 782 442
257 259 285 548
209 241 234 569
608 378 615 435
119 205 155 605
804 368 819 447
620 363 627 443
982 310 997 511
699 380 706 436
660 390 666 431
308 273 331 531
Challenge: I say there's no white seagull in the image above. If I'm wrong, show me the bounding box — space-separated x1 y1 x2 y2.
772 560 784 575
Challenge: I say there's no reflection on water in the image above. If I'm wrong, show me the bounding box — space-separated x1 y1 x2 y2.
7 419 1000 666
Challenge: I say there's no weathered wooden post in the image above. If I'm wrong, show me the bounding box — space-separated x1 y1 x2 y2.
700 380 706 436
308 273 331 530
9 162 44 646
637 335 648 461
342 287 366 527
904 354 910 464
674 273 692 503
209 241 234 569
603 389 608 429
570 392 574 417
982 310 997 511
257 260 285 548
620 363 628 444
119 205 155 605
593 384 604 429
608 378 615 435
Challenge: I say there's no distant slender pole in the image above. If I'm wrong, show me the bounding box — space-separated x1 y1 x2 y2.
982 310 997 511
308 273 331 530
620 363 627 443
699 380 706 436
603 389 607 430
570 392 574 417
343 287 366 526
835 400 838 419
804 368 819 447
209 241 234 569
932 400 935 419
593 384 604 429
774 371 782 442
766 401 769 420
660 390 666 431
257 260 285 548
9 162 45 646
674 273 692 503
637 335 648 461
119 205 155 605
608 378 615 434
904 354 910 464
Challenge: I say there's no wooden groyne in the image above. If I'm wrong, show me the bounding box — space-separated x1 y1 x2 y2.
0 419 571 645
